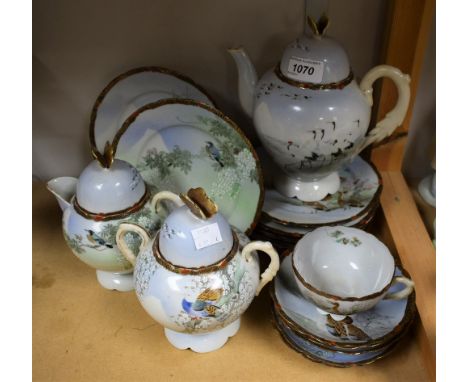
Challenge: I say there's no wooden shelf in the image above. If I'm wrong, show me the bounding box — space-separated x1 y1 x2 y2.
33 181 431 381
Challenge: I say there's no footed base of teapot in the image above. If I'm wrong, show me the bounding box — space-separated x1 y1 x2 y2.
274 171 340 202
96 270 134 292
164 318 241 353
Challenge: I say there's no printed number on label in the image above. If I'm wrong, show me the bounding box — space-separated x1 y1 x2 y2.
287 57 324 83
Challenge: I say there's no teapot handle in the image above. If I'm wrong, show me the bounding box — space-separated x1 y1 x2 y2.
241 241 280 296
151 191 184 216
358 65 411 152
116 223 150 266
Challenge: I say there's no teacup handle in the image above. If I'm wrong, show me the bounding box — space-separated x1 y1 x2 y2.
151 190 184 216
116 223 150 266
384 276 414 300
358 65 411 152
241 241 280 296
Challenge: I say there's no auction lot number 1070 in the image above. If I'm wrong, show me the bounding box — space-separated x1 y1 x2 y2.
291 64 315 75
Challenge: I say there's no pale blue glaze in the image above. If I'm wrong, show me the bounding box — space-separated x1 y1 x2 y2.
159 205 234 268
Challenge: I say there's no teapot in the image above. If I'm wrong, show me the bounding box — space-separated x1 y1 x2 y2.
47 158 161 291
116 187 280 352
229 16 411 201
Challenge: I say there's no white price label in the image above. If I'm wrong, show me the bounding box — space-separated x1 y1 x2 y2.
287 57 324 83
191 223 223 250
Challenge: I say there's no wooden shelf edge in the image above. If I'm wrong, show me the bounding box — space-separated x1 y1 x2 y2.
379 170 435 379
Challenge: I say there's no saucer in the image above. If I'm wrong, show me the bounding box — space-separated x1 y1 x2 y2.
418 173 436 207
251 203 378 254
90 66 215 157
272 307 399 367
114 99 263 234
263 156 382 227
261 203 378 237
270 253 416 351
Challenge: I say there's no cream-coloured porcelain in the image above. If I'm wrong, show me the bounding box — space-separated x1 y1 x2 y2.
116 189 280 352
47 159 161 291
229 18 410 202
292 227 414 316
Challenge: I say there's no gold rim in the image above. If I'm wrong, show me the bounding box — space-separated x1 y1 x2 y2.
152 230 239 275
291 253 395 302
271 306 406 367
263 160 383 228
258 204 379 239
269 250 417 350
274 63 354 90
73 184 150 221
273 303 413 355
113 98 264 236
89 66 217 168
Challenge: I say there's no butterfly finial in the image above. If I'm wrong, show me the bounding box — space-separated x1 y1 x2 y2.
180 187 218 220
307 14 330 37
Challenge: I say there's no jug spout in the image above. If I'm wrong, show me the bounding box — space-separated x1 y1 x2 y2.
228 47 258 118
46 176 78 211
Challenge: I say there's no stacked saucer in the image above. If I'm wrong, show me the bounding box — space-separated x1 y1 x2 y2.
270 252 416 367
254 151 382 250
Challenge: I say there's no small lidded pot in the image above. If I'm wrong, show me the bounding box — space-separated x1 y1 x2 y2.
292 226 414 316
116 188 280 353
47 158 160 291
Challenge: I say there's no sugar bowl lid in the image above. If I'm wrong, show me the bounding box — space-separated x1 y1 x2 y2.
75 158 146 214
157 188 234 269
278 15 351 85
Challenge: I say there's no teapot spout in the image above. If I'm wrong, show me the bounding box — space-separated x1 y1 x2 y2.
46 176 78 211
228 47 258 118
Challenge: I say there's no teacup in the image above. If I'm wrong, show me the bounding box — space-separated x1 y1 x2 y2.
291 226 414 316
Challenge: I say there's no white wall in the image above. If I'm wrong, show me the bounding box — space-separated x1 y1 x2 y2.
33 0 387 179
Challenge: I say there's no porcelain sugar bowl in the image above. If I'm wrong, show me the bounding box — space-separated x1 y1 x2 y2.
229 16 411 201
292 226 414 316
47 158 160 291
116 188 280 353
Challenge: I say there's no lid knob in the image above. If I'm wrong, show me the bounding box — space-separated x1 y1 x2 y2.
307 14 330 37
180 187 218 220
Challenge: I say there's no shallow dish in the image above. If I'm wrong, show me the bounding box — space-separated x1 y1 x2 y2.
272 308 399 367
260 203 378 238
113 99 263 234
90 66 215 158
271 252 416 351
418 173 436 207
263 156 381 227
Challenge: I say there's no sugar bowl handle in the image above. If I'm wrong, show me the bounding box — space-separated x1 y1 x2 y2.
116 223 150 266
358 65 411 152
151 191 184 216
241 241 280 296
384 276 415 300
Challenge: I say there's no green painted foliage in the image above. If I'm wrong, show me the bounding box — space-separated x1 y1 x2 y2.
197 116 244 150
64 232 84 254
140 146 192 178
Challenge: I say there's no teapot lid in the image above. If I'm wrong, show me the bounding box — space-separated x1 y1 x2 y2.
157 188 234 269
75 159 147 214
278 16 352 85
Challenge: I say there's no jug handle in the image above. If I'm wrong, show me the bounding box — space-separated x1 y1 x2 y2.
116 223 150 266
358 65 411 152
241 241 280 296
151 191 184 216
